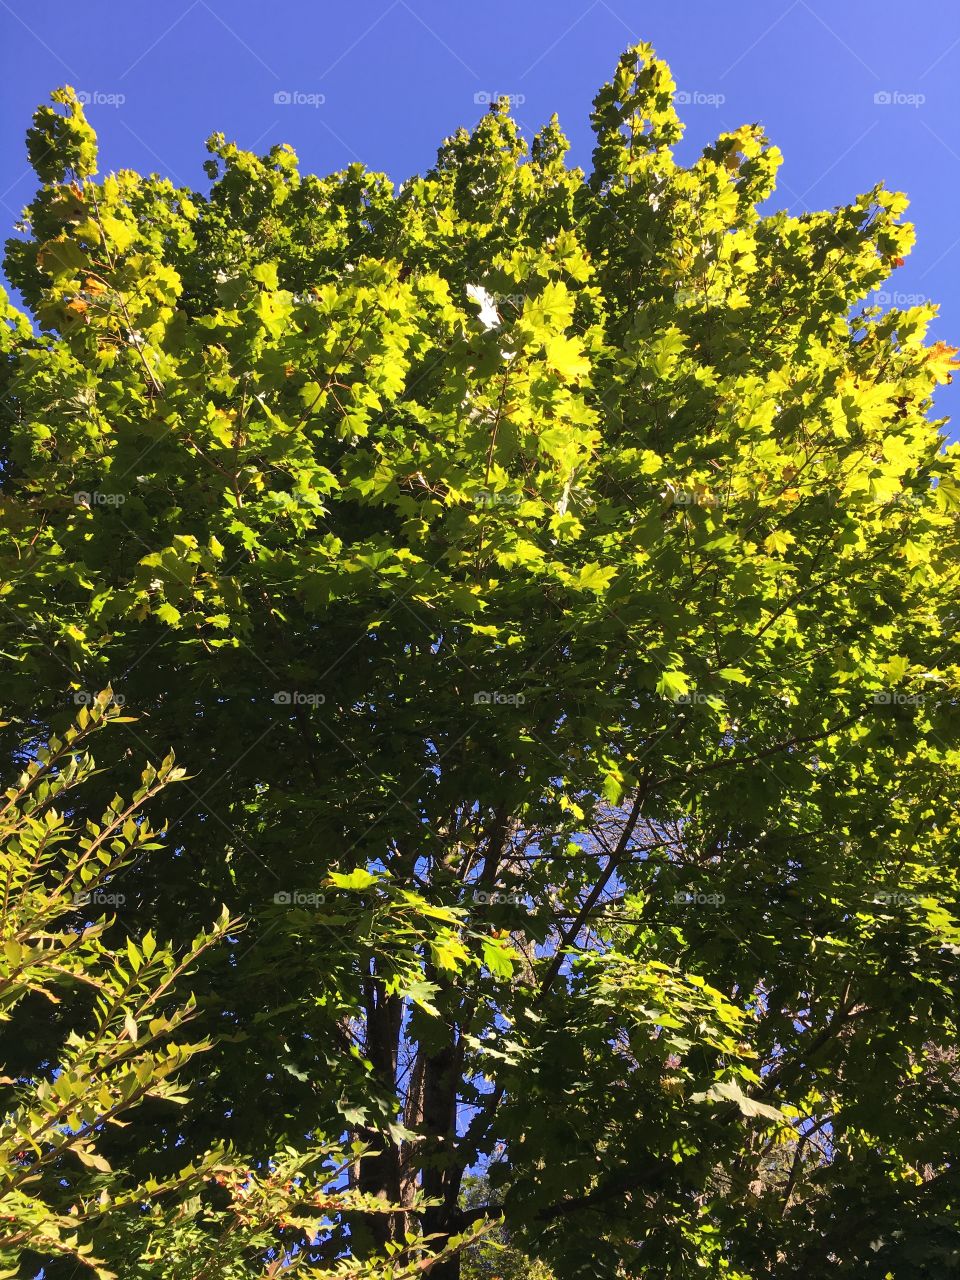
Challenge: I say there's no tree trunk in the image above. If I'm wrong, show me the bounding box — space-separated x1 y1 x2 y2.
357 966 406 1248
419 970 465 1277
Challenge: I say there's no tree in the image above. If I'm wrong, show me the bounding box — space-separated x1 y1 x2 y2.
1 39 960 1277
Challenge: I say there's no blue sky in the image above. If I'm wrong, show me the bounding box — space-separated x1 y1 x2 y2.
2 0 959 420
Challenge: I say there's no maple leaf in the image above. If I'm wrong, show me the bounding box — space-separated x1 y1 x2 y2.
925 341 960 385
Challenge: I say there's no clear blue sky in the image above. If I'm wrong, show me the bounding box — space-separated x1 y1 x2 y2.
2 0 959 420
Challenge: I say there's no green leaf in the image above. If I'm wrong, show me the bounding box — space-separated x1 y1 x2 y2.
657 669 690 700
717 668 749 683
576 563 615 593
328 868 379 890
155 602 181 627
481 938 517 980
38 237 87 277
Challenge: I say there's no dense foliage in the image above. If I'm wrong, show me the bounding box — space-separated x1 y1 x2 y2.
2 39 960 1278
0 698 463 1278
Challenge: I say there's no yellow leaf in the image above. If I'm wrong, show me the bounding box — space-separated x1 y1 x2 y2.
543 333 590 381
100 213 136 254
763 530 795 555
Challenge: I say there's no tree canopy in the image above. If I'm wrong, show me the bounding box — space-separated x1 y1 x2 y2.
2 40 960 1279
